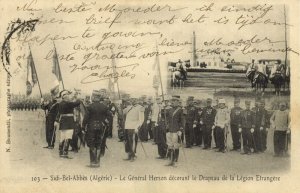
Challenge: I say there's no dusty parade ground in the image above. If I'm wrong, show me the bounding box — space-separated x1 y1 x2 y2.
7 109 290 181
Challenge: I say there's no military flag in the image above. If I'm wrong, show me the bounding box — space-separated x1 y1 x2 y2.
26 50 38 96
51 43 64 97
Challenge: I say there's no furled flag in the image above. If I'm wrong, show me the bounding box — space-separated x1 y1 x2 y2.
26 50 38 96
51 45 63 97
52 47 62 81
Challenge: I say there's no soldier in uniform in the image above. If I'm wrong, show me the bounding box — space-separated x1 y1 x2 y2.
260 100 270 152
41 95 59 149
230 98 243 151
270 101 290 157
194 100 205 147
252 99 264 153
201 98 217 149
184 96 197 148
82 91 110 167
239 100 255 155
55 90 81 158
213 99 230 153
139 100 152 142
153 97 167 159
123 98 145 161
165 96 184 166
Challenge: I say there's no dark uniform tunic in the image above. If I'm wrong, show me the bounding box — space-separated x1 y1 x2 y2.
156 106 169 158
230 106 243 150
41 100 59 147
201 106 217 148
260 108 270 151
240 109 255 154
252 106 264 152
185 105 197 147
139 104 151 142
83 102 110 149
194 107 204 146
165 106 184 134
56 100 81 130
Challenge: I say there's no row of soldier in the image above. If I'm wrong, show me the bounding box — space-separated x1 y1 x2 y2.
10 99 40 111
118 95 290 167
40 90 290 168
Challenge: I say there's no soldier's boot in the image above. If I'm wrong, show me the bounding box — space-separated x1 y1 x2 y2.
95 149 101 167
62 139 71 158
100 145 105 158
59 141 65 157
174 149 179 162
166 150 175 166
167 149 171 160
89 147 96 167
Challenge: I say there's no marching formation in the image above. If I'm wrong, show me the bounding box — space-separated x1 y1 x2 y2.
40 89 291 168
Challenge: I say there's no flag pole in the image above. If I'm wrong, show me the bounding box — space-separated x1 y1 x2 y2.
53 41 65 90
111 48 121 100
156 43 166 103
28 44 46 116
28 44 43 98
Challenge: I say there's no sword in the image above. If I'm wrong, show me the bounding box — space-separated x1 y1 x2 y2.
136 127 148 158
178 134 187 163
251 132 257 152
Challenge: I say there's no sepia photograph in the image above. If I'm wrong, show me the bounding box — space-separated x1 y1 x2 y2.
0 0 299 193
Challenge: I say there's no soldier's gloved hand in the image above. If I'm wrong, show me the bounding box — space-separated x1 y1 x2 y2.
147 120 150 124
193 124 197 128
238 128 242 133
155 122 158 127
200 121 203 125
105 119 109 124
287 129 291 134
177 131 182 136
260 126 263 131
212 125 215 130
250 128 254 133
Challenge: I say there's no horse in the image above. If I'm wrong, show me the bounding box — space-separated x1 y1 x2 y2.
270 72 285 96
246 68 268 95
171 70 185 90
269 64 287 96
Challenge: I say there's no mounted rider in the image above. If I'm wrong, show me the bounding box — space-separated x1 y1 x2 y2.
253 60 268 84
176 59 187 80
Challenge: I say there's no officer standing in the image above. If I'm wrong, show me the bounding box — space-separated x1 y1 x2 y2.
153 97 168 159
230 98 243 151
185 96 197 148
82 91 110 167
201 98 217 149
41 95 59 149
260 100 270 152
165 96 184 166
270 101 290 157
123 98 145 161
213 99 230 153
55 90 81 158
194 100 205 147
239 100 255 155
252 99 264 153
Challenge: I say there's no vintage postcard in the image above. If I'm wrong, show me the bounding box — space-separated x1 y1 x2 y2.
0 0 299 192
